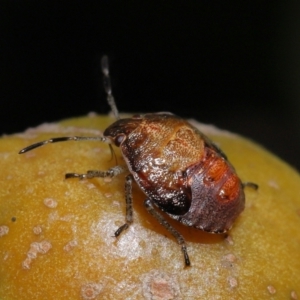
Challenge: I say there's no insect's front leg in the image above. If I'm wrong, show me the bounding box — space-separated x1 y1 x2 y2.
115 174 134 236
65 165 125 180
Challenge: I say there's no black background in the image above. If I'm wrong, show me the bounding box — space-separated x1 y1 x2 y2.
1 2 300 170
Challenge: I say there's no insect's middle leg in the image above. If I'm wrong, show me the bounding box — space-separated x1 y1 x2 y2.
114 174 134 237
65 165 125 180
144 198 191 267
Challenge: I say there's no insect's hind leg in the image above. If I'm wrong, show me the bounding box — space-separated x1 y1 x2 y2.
144 198 191 267
65 165 125 180
242 182 259 190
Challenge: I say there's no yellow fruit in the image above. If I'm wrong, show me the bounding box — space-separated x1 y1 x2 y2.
0 114 299 299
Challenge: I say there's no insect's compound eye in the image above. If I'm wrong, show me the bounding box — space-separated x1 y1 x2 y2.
132 114 142 119
114 134 126 147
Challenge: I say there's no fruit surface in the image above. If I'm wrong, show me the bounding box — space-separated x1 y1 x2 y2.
0 114 299 299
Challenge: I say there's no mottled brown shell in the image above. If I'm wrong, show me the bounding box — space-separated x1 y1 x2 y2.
104 113 245 234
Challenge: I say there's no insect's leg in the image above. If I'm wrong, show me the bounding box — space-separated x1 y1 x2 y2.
144 198 191 267
242 182 259 190
65 165 125 180
19 136 107 154
114 174 133 236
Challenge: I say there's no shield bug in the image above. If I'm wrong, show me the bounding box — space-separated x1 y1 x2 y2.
19 56 258 266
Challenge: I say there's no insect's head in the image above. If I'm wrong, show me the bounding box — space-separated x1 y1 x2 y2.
104 115 143 147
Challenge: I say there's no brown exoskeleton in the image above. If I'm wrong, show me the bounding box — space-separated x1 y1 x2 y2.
19 56 258 266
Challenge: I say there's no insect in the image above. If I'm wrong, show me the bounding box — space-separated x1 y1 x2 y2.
19 56 258 266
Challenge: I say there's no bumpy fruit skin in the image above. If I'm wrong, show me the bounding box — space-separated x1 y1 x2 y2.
0 114 299 300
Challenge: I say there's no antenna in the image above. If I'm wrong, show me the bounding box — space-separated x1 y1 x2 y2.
19 136 108 154
101 56 120 120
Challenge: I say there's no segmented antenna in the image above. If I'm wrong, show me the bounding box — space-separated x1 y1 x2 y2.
19 136 108 154
101 56 120 120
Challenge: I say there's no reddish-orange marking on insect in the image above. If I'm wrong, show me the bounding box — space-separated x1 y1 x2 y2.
218 174 240 203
